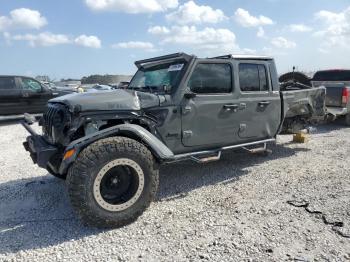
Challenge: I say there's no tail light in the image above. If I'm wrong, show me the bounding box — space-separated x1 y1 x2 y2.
342 87 350 104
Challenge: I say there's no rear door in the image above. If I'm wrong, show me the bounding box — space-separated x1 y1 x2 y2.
19 77 53 114
0 76 23 115
181 61 240 147
235 62 281 139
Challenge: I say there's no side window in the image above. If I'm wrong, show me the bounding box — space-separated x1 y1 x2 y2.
239 64 259 92
188 63 232 94
258 65 268 91
0 77 16 90
21 78 42 93
239 63 269 92
268 61 278 91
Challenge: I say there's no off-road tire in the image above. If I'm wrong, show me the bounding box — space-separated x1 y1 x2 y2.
66 136 159 228
345 114 350 126
279 71 311 86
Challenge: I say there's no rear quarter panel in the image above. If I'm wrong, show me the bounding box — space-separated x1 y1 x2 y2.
281 87 326 119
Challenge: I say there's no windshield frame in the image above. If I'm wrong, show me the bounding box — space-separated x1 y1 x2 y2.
128 59 188 95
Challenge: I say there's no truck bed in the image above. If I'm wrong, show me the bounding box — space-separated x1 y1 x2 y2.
312 81 350 107
281 86 326 121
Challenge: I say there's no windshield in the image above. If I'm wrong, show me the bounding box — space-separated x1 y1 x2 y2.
128 61 186 94
313 70 350 82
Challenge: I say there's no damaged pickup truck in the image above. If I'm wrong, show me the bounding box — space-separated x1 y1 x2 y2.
22 53 326 228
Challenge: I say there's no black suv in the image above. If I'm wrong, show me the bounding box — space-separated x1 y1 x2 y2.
0 76 72 116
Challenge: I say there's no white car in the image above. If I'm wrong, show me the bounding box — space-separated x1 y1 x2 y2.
82 84 113 93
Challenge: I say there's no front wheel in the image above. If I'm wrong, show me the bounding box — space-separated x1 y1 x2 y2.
66 137 159 228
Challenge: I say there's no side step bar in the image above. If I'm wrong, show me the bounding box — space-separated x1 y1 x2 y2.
190 151 222 163
171 138 275 163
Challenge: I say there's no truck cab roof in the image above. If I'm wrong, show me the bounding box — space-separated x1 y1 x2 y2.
135 52 274 68
209 54 273 60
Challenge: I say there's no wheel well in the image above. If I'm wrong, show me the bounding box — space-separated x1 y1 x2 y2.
111 131 162 164
100 119 151 133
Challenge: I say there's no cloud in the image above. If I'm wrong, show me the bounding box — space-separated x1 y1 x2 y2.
313 6 350 50
315 10 345 24
74 35 101 48
150 25 239 53
262 46 287 56
234 8 273 27
5 32 102 48
166 1 226 25
289 24 313 32
0 8 47 31
9 32 70 47
270 37 296 49
242 48 257 55
112 41 155 51
85 0 178 14
318 47 330 54
148 26 170 35
257 27 265 38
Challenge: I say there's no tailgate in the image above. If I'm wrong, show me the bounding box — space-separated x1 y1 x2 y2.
281 86 326 119
312 81 349 107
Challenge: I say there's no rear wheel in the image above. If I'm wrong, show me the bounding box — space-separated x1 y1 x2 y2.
66 137 159 228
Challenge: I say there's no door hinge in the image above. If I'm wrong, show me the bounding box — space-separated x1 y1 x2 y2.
182 130 193 138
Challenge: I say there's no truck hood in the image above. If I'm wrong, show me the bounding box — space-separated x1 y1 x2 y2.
49 89 161 112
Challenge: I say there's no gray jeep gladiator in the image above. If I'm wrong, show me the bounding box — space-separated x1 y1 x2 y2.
22 53 326 228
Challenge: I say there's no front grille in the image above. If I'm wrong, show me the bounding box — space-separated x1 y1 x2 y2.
43 105 59 138
43 103 70 144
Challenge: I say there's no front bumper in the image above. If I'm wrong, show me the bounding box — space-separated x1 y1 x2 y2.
21 120 58 169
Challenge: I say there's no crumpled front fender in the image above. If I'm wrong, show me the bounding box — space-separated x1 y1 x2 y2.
58 124 174 175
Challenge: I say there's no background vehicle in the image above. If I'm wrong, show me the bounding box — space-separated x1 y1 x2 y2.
0 75 73 116
311 69 350 125
83 84 113 92
116 81 130 89
22 53 326 228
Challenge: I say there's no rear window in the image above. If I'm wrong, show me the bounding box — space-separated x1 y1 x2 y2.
313 70 350 81
0 77 16 90
239 64 268 92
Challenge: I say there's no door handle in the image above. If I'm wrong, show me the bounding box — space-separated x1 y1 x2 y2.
258 101 271 107
223 104 239 111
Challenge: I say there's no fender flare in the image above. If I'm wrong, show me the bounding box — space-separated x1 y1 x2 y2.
58 124 174 174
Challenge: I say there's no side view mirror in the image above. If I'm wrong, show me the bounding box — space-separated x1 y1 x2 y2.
184 92 196 99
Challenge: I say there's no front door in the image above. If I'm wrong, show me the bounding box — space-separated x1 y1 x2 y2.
181 62 240 147
19 77 52 114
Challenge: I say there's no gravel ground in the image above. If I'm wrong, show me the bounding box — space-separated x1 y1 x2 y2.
0 122 349 261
